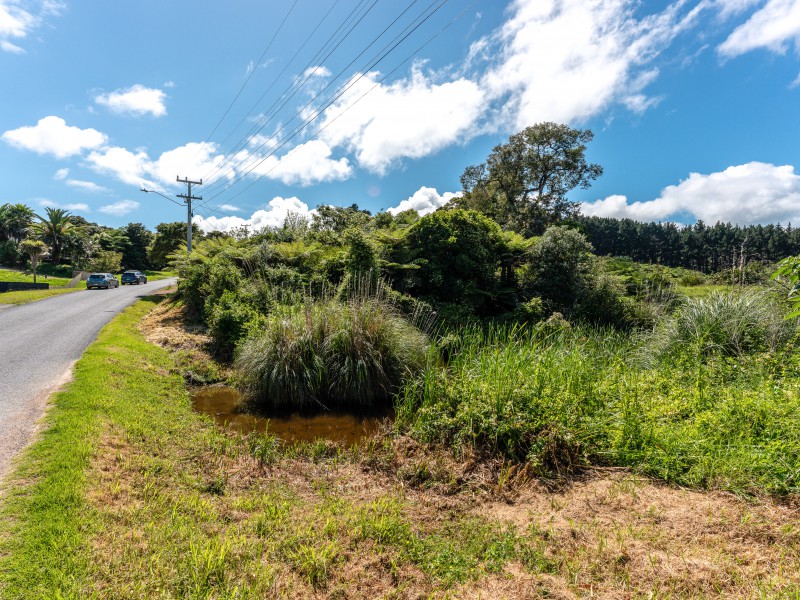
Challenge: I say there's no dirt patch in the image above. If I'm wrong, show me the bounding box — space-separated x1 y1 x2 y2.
139 297 232 384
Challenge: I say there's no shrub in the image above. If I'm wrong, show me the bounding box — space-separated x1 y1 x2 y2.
522 225 594 313
236 294 429 411
88 250 122 273
207 291 264 358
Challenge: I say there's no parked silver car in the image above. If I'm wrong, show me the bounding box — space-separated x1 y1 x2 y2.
87 273 119 289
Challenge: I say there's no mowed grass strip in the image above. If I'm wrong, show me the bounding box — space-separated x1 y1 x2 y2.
0 287 81 305
0 296 189 599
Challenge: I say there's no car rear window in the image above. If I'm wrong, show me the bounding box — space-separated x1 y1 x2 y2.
88 274 104 279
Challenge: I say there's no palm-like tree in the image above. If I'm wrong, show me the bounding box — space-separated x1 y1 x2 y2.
0 203 36 242
33 207 75 265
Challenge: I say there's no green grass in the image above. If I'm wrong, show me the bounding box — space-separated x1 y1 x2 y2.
237 293 429 411
0 296 524 598
397 301 800 494
1 294 798 598
0 267 72 286
0 287 81 305
0 297 185 598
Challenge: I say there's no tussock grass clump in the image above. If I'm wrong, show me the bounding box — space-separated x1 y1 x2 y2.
651 290 794 359
236 295 429 411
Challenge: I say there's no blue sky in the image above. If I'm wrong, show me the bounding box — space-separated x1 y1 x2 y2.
1 0 800 233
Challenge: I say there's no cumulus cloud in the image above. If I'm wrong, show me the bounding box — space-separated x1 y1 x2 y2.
242 139 351 186
387 186 461 216
309 0 702 173
95 84 168 117
2 116 107 159
319 66 485 174
480 0 702 129
218 204 241 212
99 200 140 216
718 0 800 58
193 196 313 233
85 142 225 190
581 162 800 225
39 199 90 212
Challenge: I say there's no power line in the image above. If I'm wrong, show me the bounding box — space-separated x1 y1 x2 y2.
201 0 345 163
205 0 453 202
202 0 383 186
199 0 301 147
203 0 443 199
210 0 480 206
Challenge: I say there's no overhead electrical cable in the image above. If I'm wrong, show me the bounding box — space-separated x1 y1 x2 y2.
202 0 346 159
201 0 385 186
198 0 301 148
201 0 443 200
205 0 465 205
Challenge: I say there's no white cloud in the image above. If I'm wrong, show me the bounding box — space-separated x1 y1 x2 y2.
54 167 68 180
0 0 63 53
218 204 241 212
2 116 107 158
194 196 313 233
85 141 225 190
65 179 109 193
95 84 168 117
308 0 703 173
99 200 140 216
38 199 90 212
85 146 151 187
1 39 23 53
387 186 461 216
481 0 702 129
319 66 485 174
582 162 800 225
243 139 351 186
718 0 800 57
715 0 763 19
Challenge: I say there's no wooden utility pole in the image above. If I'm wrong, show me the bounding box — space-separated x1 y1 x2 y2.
176 176 203 253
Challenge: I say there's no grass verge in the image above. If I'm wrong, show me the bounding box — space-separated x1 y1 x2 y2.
1 297 799 598
0 287 80 305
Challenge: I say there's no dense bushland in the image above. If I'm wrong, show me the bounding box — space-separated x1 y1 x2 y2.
397 295 800 494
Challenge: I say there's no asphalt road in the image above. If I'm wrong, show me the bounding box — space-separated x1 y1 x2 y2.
0 278 177 481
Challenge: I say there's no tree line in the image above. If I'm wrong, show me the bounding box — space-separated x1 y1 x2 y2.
573 215 800 273
3 121 798 280
0 203 201 273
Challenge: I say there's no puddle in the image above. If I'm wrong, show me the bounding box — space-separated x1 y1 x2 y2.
191 386 391 447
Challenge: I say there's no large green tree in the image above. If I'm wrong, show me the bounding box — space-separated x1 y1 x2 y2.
33 207 77 265
121 223 153 270
458 122 603 236
149 221 202 269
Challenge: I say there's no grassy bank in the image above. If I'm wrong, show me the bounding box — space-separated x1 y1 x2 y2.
1 297 799 598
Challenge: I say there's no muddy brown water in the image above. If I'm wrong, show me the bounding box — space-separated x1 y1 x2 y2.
191 386 391 446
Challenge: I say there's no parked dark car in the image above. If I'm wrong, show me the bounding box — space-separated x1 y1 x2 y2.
121 270 148 285
87 273 119 289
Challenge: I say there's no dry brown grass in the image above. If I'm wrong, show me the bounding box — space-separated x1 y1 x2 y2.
73 295 800 599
